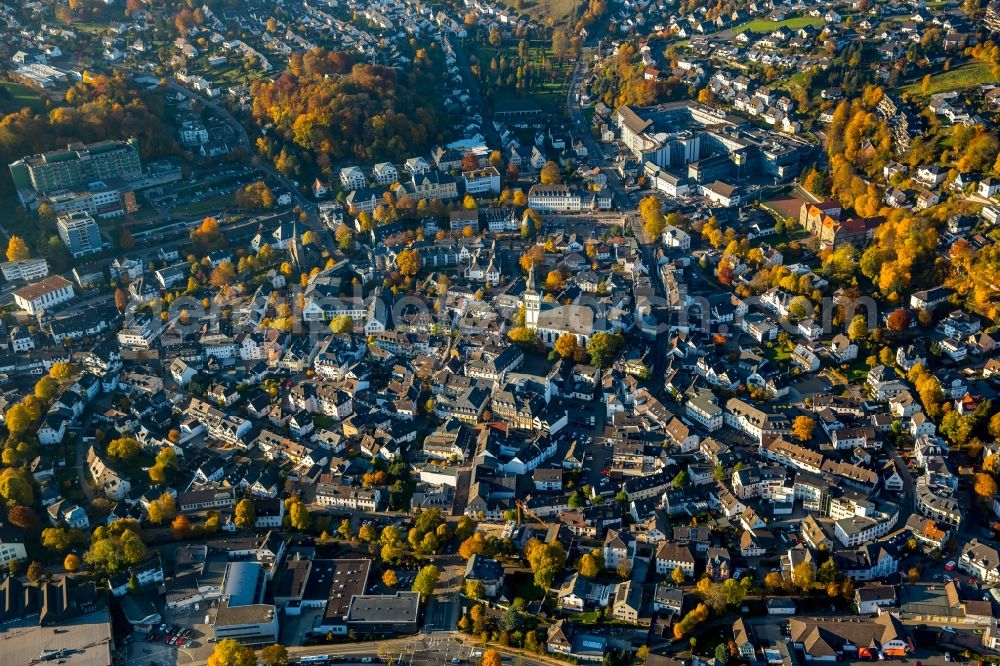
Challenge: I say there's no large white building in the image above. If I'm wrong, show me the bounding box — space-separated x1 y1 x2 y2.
13 275 75 314
527 184 584 212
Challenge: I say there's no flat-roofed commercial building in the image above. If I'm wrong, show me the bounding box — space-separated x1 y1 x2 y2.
212 562 278 645
347 592 421 635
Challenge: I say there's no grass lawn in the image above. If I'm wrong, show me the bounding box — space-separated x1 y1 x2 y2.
903 61 995 96
0 81 47 114
765 343 793 364
738 16 824 33
570 611 601 624
172 191 235 216
844 359 870 385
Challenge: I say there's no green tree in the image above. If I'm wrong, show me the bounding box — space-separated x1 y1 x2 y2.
412 564 441 599
586 332 624 368
672 470 689 489
0 469 34 507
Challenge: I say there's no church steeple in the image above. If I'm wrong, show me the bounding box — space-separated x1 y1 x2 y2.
289 218 302 270
523 262 540 329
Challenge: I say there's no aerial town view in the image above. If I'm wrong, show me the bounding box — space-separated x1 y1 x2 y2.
0 0 998 664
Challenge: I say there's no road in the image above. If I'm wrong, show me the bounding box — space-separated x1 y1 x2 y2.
73 419 97 505
566 58 672 382
178 631 556 666
887 442 917 536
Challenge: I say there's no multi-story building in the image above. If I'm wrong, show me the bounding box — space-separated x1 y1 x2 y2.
685 389 723 431
527 184 584 212
725 398 790 444
403 172 458 201
57 211 102 258
463 167 501 195
0 257 49 282
9 139 142 203
13 275 75 315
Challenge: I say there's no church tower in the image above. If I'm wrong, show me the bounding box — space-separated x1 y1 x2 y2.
524 263 540 329
289 218 303 270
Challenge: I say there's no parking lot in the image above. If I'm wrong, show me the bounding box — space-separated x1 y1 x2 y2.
121 602 217 665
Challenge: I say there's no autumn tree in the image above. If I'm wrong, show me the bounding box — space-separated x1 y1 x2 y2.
191 217 224 253
210 261 237 288
207 639 257 666
639 196 666 237
554 333 581 359
288 500 311 531
42 527 82 553
0 469 34 507
886 308 910 332
847 314 869 341
383 569 398 587
565 552 596 580
85 520 146 573
146 492 177 525
259 644 289 666
34 376 58 402
460 533 486 560
524 538 566 591
5 235 29 262
330 314 354 334
519 245 545 274
64 554 81 572
672 566 686 585
172 514 192 539
792 561 815 591
7 505 39 534
481 649 502 666
673 603 710 639
234 499 255 529
106 437 140 461
975 473 998 499
396 248 422 276
792 416 816 442
540 161 562 185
